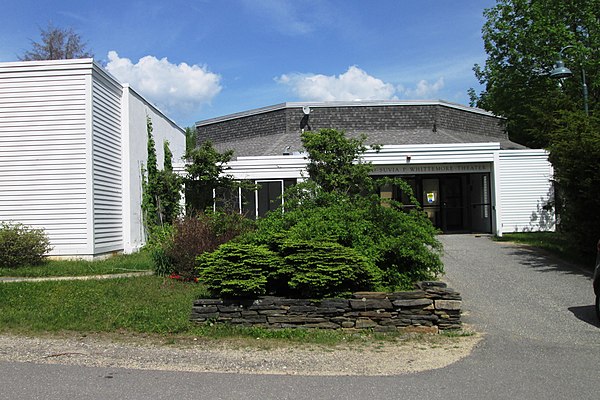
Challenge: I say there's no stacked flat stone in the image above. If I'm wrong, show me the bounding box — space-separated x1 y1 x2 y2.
190 281 462 333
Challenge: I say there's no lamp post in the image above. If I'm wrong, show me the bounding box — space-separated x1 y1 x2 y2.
550 45 589 116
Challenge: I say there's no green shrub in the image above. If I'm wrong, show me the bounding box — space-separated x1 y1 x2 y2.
196 239 376 299
193 129 443 299
148 213 254 279
278 240 376 298
197 242 282 298
242 190 442 292
0 222 52 268
146 224 176 276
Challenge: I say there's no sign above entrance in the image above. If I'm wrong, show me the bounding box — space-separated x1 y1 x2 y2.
372 163 491 175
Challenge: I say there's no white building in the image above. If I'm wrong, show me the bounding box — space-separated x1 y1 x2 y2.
0 59 185 259
196 101 555 236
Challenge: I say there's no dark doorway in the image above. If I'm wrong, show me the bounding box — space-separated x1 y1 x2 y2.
440 176 464 232
388 173 492 233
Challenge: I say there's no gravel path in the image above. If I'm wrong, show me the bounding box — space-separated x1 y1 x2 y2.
0 332 480 376
0 271 153 283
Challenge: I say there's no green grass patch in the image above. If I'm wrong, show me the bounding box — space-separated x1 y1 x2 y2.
0 276 207 334
0 275 409 346
0 251 153 278
495 231 589 265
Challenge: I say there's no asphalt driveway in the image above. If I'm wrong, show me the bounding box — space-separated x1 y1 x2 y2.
437 234 600 399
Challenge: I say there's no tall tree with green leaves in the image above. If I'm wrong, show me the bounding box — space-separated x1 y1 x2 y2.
184 140 236 213
548 111 600 258
19 23 93 61
301 129 380 196
155 140 182 225
474 0 600 258
142 117 160 228
142 118 182 228
471 0 599 148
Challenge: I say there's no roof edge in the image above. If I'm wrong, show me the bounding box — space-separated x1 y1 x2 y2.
196 100 503 127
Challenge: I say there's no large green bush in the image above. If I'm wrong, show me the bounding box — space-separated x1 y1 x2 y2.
548 111 600 260
193 129 443 298
244 190 442 292
278 240 377 298
195 239 376 299
197 242 282 298
0 222 52 268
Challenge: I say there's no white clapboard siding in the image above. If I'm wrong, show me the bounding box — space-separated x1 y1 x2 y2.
91 68 123 254
0 61 91 255
226 143 501 180
498 150 555 233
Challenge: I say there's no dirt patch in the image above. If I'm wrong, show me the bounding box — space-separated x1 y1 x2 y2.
0 331 482 376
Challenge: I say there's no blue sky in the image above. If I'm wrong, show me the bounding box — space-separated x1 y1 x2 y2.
1 0 497 127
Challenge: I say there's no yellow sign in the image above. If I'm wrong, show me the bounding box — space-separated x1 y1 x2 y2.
427 192 436 204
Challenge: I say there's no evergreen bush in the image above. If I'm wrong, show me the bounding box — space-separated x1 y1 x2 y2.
192 129 443 298
0 222 52 268
278 240 376 298
197 242 282 298
244 190 442 291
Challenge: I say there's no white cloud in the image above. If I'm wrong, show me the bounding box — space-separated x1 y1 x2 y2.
276 66 397 101
397 77 445 99
105 51 221 121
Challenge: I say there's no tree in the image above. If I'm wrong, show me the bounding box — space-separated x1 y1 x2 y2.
142 118 160 228
471 0 599 148
142 118 182 228
474 0 600 259
184 127 197 153
548 111 600 258
301 129 380 196
184 140 236 213
155 140 182 225
236 129 443 295
19 23 93 61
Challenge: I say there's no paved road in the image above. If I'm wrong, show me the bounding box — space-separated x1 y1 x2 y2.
1 235 598 399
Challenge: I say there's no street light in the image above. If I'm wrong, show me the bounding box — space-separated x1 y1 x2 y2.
550 45 589 115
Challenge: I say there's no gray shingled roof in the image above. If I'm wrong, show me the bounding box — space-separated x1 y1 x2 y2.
213 127 525 158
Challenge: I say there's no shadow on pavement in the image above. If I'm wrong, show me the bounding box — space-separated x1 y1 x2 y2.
506 245 593 279
568 305 600 328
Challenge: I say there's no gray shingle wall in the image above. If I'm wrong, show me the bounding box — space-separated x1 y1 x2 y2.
436 106 506 138
199 108 287 143
197 103 507 147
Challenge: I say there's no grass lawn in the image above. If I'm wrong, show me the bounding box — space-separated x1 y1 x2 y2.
0 251 468 345
0 251 153 278
0 276 202 334
495 231 591 266
0 275 416 345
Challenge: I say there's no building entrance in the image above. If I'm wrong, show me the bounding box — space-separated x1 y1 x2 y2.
388 173 492 233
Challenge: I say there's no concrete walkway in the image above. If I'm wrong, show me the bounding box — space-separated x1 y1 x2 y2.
0 270 154 283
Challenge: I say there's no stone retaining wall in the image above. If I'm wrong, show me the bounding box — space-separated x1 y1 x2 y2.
190 281 462 333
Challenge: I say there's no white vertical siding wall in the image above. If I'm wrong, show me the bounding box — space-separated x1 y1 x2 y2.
0 59 185 258
0 60 91 256
91 67 123 254
497 150 555 233
122 86 185 253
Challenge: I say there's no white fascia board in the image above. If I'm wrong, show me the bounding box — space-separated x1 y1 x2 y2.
125 85 184 136
83 72 95 255
121 85 133 253
0 58 94 69
373 143 502 153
